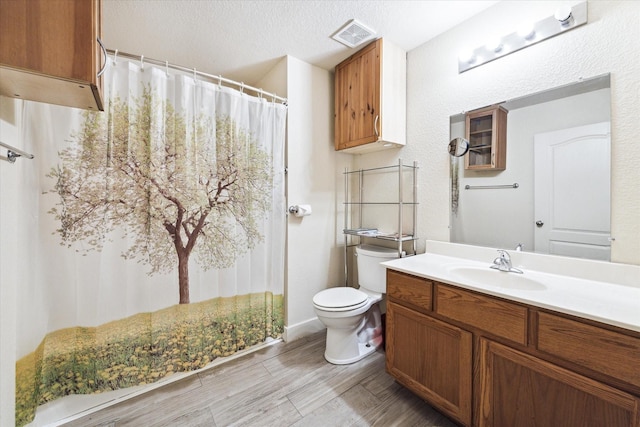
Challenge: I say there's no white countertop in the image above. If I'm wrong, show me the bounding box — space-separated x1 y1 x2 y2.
382 242 640 333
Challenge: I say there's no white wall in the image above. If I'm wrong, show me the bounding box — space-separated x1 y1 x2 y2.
258 56 352 341
357 0 640 265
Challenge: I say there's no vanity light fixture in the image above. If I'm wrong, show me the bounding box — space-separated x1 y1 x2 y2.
458 1 587 73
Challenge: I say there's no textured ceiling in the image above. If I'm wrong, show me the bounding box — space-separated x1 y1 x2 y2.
103 0 498 85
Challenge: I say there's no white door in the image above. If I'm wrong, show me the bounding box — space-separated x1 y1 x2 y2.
534 122 611 260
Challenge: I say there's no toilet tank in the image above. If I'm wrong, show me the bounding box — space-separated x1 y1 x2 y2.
355 244 400 293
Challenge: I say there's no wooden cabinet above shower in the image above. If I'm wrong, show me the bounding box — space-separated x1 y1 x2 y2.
0 0 105 111
334 38 406 153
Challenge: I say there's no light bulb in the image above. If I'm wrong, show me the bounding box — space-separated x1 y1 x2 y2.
458 50 475 64
485 37 503 53
554 5 573 26
518 22 536 40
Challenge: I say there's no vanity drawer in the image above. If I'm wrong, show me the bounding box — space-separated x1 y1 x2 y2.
436 284 528 345
387 270 433 312
537 312 640 388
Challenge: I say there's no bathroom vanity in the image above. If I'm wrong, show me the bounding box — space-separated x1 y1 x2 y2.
383 241 640 427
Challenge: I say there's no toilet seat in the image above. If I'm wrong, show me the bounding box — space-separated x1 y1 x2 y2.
312 287 369 312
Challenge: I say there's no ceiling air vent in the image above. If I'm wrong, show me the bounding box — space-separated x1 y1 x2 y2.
331 19 376 48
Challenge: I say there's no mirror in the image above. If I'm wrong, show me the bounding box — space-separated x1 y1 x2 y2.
449 74 611 261
448 137 469 157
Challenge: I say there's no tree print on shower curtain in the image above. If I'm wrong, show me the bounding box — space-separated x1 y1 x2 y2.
48 86 273 304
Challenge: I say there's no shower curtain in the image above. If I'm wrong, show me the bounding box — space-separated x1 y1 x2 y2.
15 58 286 425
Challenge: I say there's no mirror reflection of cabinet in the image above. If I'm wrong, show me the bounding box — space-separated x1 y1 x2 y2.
465 105 507 170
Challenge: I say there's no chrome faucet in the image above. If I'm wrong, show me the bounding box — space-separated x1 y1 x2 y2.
491 250 523 274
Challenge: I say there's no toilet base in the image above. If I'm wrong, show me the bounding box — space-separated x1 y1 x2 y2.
322 305 384 365
324 334 383 365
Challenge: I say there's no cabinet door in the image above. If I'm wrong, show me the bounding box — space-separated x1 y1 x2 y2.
334 40 380 150
0 0 103 110
479 338 640 427
386 302 472 426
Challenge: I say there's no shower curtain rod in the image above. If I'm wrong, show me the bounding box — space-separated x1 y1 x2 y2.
106 49 287 105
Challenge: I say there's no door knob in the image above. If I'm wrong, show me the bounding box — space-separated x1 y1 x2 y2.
535 220 544 227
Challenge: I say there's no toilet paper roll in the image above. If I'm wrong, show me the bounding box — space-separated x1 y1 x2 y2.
293 204 312 217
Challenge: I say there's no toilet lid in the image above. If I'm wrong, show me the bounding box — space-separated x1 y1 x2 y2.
313 287 368 311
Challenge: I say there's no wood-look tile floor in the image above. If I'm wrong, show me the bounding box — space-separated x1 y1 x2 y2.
63 331 457 427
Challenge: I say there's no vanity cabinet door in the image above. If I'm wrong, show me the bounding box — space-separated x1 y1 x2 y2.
386 301 472 426
479 338 640 427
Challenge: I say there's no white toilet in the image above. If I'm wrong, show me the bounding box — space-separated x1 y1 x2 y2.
313 244 399 364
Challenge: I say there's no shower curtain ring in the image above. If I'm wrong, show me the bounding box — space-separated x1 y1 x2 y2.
240 82 244 94
140 55 144 70
218 75 222 88
165 60 169 77
113 49 118 65
193 68 197 82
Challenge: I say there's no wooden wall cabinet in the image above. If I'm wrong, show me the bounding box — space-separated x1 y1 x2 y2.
334 38 406 153
465 105 507 170
386 270 640 427
0 0 104 111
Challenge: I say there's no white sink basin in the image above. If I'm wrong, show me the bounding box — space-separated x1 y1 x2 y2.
446 266 547 291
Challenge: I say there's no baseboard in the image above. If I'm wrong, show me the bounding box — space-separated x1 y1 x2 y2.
283 317 325 342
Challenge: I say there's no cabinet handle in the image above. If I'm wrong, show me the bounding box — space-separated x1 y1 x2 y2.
491 152 495 167
374 115 379 138
97 37 107 78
